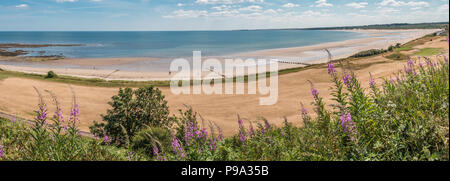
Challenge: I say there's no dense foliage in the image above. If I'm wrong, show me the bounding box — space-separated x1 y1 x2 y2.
89 86 172 146
350 49 388 58
0 88 128 161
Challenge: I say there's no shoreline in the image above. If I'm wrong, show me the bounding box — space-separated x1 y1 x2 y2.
0 29 442 81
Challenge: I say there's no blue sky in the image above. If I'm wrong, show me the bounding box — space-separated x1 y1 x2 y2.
0 0 448 31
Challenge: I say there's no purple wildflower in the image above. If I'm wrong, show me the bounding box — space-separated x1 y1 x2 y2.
35 105 48 125
248 124 254 137
152 145 159 157
49 134 55 143
54 108 64 123
369 77 376 87
69 104 80 123
11 116 16 123
200 128 208 138
36 106 47 120
445 56 448 65
128 151 134 161
302 107 308 115
264 119 271 130
343 74 352 88
311 88 319 99
327 62 336 75
340 113 354 132
404 66 412 74
208 137 217 151
407 59 414 67
340 112 358 139
238 118 243 126
103 135 110 144
0 145 4 158
239 133 246 143
184 122 197 146
238 117 247 143
426 59 431 67
301 105 310 123
171 137 185 158
194 130 200 137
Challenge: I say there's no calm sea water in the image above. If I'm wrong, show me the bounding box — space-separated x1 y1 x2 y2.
0 30 365 58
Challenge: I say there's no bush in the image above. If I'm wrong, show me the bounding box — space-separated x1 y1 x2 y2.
45 71 57 78
388 45 394 51
89 86 173 146
350 49 387 58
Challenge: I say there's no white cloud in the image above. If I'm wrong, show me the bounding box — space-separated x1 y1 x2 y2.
177 3 185 7
195 0 263 4
437 4 449 13
379 0 429 7
56 0 78 2
212 5 230 11
302 10 331 17
163 10 209 18
15 4 29 9
282 3 300 8
377 7 400 13
239 5 262 11
264 9 277 14
314 0 333 7
345 2 368 9
210 9 240 17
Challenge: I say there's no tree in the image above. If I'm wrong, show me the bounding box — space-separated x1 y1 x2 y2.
89 86 172 146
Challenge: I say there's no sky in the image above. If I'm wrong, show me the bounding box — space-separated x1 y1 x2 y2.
0 0 448 31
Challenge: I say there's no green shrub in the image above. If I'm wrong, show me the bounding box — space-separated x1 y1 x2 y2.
350 49 387 58
131 127 172 158
45 71 57 78
89 86 173 146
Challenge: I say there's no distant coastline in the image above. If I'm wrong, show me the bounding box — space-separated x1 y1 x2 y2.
232 21 449 31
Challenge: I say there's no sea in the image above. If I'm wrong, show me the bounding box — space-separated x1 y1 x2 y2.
0 30 367 58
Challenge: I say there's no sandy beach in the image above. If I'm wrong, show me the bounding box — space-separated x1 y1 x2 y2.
0 29 441 81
